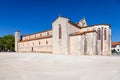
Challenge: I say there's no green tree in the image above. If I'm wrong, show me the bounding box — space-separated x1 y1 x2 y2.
0 34 15 52
0 37 4 51
112 49 117 54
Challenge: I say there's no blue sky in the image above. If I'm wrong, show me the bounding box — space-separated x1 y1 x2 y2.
0 0 119 41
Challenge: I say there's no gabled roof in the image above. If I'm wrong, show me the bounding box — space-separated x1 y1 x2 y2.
68 21 81 29
112 42 120 47
52 16 69 25
70 30 96 36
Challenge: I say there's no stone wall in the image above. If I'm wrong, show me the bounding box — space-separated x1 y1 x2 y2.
15 17 111 56
69 35 82 55
52 17 69 55
15 31 20 52
85 32 97 55
93 25 111 55
18 38 52 53
68 23 80 34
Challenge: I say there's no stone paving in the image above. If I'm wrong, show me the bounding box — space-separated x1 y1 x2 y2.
0 53 120 80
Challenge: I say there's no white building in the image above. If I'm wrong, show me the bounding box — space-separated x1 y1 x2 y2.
112 42 120 52
15 16 112 55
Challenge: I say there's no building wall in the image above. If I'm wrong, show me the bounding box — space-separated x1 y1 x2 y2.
94 25 111 55
80 27 94 32
52 17 69 55
69 35 82 55
68 23 80 34
85 32 97 55
15 31 20 52
15 17 111 56
112 45 120 52
22 30 52 41
69 32 97 56
18 38 52 53
80 35 86 55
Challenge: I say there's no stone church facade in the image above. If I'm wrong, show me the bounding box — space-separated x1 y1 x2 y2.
15 16 111 55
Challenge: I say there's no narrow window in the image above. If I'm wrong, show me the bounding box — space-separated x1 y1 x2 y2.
32 47 33 52
59 24 62 39
46 40 48 44
104 29 107 40
97 28 101 40
39 42 40 45
40 33 42 37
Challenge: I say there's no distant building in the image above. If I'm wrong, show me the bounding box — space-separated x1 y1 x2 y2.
15 16 112 55
112 42 120 52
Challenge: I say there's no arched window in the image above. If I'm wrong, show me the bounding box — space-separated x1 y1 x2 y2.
104 28 107 40
97 28 101 40
59 24 62 39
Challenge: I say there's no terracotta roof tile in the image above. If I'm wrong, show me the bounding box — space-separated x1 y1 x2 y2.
70 30 96 36
112 42 120 47
19 35 52 42
23 30 52 37
81 24 111 28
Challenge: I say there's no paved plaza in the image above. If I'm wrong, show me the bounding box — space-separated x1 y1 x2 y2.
0 53 120 80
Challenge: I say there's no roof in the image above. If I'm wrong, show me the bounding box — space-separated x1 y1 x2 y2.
19 35 52 42
81 24 111 28
70 30 96 36
68 21 81 29
23 30 52 37
112 42 120 47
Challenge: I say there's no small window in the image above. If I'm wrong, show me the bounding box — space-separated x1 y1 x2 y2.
47 32 49 36
40 33 42 37
39 42 40 45
33 43 34 46
46 40 48 44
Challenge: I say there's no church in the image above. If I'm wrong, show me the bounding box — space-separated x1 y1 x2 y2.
15 16 111 55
